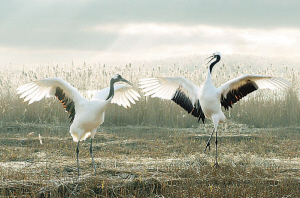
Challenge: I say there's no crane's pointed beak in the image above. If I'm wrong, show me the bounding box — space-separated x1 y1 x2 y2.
121 78 133 86
206 55 215 64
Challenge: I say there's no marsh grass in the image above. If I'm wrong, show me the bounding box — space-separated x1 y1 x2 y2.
0 124 299 197
0 57 299 197
0 59 299 127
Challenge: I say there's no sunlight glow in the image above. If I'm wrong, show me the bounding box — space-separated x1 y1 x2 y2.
2 23 300 66
90 23 300 58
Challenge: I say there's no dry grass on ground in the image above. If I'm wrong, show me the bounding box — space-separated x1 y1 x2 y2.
0 55 299 197
0 122 299 197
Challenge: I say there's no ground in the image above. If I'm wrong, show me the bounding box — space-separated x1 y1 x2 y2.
0 122 299 197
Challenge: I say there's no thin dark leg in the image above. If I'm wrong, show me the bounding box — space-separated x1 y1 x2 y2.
215 129 219 167
76 141 80 176
204 128 215 152
90 138 97 174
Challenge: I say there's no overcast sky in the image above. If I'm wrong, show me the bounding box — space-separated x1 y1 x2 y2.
1 0 300 66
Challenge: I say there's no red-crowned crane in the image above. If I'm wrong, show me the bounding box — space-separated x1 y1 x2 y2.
17 74 140 176
139 52 290 166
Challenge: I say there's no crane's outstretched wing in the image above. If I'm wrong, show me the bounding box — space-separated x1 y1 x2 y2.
218 75 290 110
17 77 87 123
139 77 205 123
92 84 140 108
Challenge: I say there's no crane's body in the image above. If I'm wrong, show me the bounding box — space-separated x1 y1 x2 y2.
69 99 108 142
17 74 140 175
199 72 226 126
139 52 290 166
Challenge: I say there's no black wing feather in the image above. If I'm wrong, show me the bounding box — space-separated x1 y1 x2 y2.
221 80 258 110
172 87 205 123
55 87 76 123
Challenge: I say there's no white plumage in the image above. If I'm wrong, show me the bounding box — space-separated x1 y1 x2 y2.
139 52 290 166
17 74 140 175
92 84 140 108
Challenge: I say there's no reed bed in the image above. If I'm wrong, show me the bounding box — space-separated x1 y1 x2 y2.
0 56 299 197
0 56 299 127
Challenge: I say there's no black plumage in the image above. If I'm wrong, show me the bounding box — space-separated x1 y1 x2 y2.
55 87 76 123
221 80 258 110
172 87 205 123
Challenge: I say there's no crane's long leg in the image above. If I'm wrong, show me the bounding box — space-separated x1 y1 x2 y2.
204 128 215 152
90 138 97 174
76 141 80 176
215 129 219 167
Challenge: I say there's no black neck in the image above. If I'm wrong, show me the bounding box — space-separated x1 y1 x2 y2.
209 56 220 73
106 79 115 100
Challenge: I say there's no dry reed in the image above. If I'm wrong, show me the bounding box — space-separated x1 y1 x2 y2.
0 56 299 197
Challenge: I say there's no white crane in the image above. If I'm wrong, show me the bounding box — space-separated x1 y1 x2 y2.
139 52 290 166
17 74 140 176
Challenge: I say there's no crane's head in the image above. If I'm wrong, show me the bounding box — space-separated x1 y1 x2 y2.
112 74 132 85
206 52 221 64
206 52 221 73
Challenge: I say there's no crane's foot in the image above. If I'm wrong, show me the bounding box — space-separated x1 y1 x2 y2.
213 162 220 168
93 169 97 176
92 163 97 176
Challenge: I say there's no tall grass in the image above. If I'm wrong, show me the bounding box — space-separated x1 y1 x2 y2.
0 56 299 128
0 57 299 197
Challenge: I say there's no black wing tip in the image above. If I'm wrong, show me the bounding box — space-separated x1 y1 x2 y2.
221 81 258 110
172 88 205 123
55 87 76 123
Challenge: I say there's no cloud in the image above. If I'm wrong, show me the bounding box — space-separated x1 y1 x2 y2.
1 0 300 30
89 23 300 52
1 23 299 66
0 0 300 65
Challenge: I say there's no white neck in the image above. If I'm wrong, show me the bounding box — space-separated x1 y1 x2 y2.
205 70 212 84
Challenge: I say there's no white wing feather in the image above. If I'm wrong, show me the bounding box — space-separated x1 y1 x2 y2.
139 77 200 105
17 77 86 104
218 74 290 96
92 84 140 108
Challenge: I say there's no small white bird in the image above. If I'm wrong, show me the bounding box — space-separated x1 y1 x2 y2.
17 74 140 175
139 52 290 166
